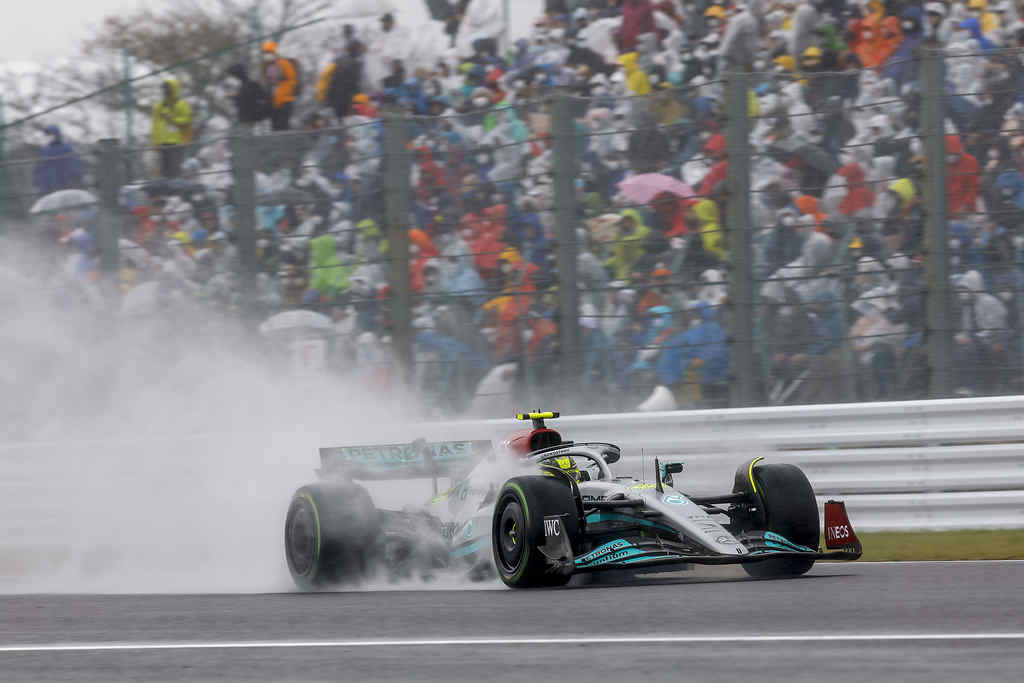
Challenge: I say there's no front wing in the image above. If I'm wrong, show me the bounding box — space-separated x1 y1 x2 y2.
569 537 861 574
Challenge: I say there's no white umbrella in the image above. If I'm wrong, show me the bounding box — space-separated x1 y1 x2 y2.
30 189 98 215
259 309 333 336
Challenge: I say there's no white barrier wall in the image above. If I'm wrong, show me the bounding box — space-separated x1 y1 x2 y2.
437 396 1024 531
2 396 1023 552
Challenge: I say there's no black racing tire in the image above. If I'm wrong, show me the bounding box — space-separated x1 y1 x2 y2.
743 463 820 579
284 481 379 590
491 476 580 588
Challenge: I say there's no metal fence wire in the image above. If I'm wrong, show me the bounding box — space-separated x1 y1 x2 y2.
6 48 1024 417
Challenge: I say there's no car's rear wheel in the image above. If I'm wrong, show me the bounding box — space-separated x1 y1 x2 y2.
491 476 580 588
741 463 819 578
285 481 379 590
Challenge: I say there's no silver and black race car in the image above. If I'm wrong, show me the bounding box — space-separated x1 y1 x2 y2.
284 412 862 589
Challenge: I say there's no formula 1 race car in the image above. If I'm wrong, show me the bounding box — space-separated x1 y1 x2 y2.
284 412 862 589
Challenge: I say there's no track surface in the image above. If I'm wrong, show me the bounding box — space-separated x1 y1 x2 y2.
1 562 1022 682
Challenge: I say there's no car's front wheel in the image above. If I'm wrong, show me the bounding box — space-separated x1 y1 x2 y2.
740 462 820 578
491 476 580 588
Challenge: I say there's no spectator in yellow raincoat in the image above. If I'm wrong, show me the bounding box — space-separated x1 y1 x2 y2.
617 52 651 95
151 78 192 178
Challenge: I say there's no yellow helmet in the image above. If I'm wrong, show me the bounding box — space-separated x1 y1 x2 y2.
552 455 581 481
801 46 823 66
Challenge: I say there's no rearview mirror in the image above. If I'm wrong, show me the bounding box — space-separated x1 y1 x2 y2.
661 462 684 488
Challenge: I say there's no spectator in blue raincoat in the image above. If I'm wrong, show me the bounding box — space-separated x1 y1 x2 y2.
33 125 83 196
655 301 730 395
883 7 924 87
994 169 1024 209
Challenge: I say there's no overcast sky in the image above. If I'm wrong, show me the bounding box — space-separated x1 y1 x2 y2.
0 0 152 62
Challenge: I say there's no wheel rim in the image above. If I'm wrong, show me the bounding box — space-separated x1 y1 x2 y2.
497 500 525 573
286 503 316 576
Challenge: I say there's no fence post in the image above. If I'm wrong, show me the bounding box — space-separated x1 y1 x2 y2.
920 49 952 398
552 92 581 406
724 71 757 407
122 49 134 180
229 125 258 317
96 139 124 304
383 114 412 387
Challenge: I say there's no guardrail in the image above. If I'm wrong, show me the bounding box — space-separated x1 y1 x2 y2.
436 396 1024 531
2 397 1023 556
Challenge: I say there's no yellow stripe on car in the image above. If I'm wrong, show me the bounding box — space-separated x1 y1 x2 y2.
748 457 765 494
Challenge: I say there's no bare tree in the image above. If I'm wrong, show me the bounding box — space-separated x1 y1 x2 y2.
82 0 332 139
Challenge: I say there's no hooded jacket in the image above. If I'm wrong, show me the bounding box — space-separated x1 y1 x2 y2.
883 7 924 86
794 194 828 232
151 79 193 145
888 178 917 213
872 16 904 69
957 17 995 51
308 233 350 296
995 169 1024 209
693 199 727 262
618 52 651 95
697 134 729 198
33 125 83 195
618 0 656 53
356 218 389 259
261 46 299 109
837 163 876 217
946 135 981 215
656 301 730 385
227 64 269 124
606 208 652 281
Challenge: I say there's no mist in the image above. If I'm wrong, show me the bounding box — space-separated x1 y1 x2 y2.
0 232 449 594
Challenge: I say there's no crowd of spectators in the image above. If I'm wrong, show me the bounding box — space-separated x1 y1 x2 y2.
28 0 1024 414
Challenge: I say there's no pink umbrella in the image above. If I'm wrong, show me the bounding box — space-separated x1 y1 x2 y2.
617 173 695 204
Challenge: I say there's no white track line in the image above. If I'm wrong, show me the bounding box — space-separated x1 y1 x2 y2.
2 633 1024 653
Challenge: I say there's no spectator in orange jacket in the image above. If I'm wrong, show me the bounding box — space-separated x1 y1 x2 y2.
260 41 298 130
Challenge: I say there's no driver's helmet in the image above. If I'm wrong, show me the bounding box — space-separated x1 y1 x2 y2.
551 455 582 481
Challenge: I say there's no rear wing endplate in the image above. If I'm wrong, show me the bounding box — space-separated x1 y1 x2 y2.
318 439 493 481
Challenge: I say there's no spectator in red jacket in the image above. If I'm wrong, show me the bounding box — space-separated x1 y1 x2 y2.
946 134 981 216
617 0 656 53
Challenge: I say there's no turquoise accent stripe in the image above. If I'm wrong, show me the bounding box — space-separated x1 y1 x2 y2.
585 512 676 533
765 541 812 553
577 546 645 567
575 539 632 565
451 539 486 559
620 554 681 565
764 532 813 553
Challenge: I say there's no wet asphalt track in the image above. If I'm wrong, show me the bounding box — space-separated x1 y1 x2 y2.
1 561 1023 682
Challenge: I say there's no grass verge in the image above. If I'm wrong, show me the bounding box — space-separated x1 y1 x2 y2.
856 529 1024 561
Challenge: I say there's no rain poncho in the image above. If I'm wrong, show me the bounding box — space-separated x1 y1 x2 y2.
151 79 192 145
33 126 83 196
995 170 1024 209
837 163 876 217
308 233 351 296
693 199 726 262
606 209 652 280
946 135 981 215
618 52 652 95
656 301 730 385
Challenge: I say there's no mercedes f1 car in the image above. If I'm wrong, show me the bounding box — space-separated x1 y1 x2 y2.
284 412 861 589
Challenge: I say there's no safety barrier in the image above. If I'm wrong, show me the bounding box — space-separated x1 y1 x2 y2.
437 396 1024 530
2 397 1023 552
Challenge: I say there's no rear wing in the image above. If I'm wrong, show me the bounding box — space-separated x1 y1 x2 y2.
318 439 493 481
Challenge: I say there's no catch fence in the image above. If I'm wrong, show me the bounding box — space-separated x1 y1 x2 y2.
2 48 1020 417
